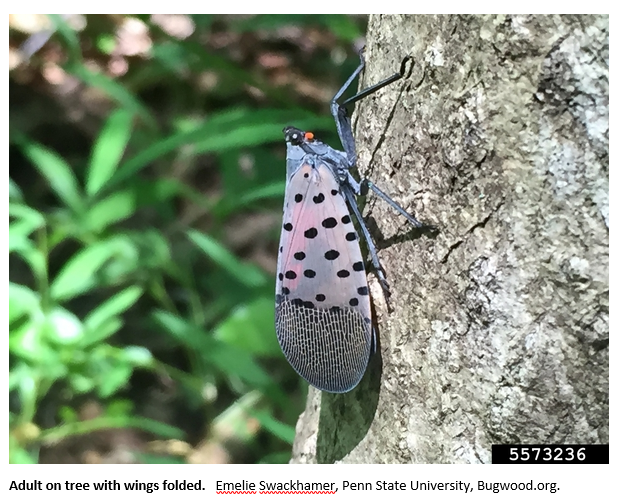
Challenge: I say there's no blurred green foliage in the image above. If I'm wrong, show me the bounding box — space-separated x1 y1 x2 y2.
9 14 367 464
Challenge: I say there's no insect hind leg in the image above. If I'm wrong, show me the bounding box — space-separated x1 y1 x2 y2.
364 180 436 230
342 185 392 299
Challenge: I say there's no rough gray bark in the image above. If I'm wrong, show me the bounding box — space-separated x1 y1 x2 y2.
290 14 608 464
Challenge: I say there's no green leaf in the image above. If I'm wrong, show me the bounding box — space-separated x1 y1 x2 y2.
152 310 203 350
84 345 152 398
9 204 46 242
14 133 83 212
212 181 285 218
78 317 122 347
44 307 84 345
207 342 275 390
98 364 132 398
68 373 95 394
50 239 126 301
39 415 184 443
10 442 38 464
9 314 46 361
9 203 45 227
58 406 79 424
120 346 153 367
85 189 137 232
96 33 116 55
86 109 134 196
214 297 280 356
111 108 332 189
152 311 277 391
187 230 266 288
9 283 40 324
192 114 333 155
9 178 23 200
84 286 143 333
9 238 46 283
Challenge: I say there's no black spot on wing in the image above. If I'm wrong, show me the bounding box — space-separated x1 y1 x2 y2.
325 250 340 260
322 217 337 228
313 193 325 204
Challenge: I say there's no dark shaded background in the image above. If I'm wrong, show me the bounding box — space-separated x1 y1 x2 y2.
9 14 369 464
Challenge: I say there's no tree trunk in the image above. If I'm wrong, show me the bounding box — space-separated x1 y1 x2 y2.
290 14 608 464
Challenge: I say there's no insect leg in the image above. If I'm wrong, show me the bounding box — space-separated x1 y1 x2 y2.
363 180 433 229
340 55 414 109
332 52 414 168
342 184 392 299
331 51 365 164
348 173 432 230
332 50 366 106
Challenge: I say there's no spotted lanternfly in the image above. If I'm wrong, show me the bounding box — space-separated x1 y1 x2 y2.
276 52 432 393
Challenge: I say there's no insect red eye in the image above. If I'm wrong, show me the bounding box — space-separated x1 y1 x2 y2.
305 132 314 140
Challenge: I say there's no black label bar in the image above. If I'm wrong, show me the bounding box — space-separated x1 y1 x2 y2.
492 444 608 464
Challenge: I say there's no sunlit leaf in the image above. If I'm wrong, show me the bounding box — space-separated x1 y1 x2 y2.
86 109 134 196
188 230 267 288
78 317 122 347
44 307 84 345
83 286 143 333
9 283 40 324
111 109 332 188
86 189 137 232
50 239 128 301
214 297 280 356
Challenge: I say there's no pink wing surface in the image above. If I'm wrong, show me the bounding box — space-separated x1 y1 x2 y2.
275 161 372 393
